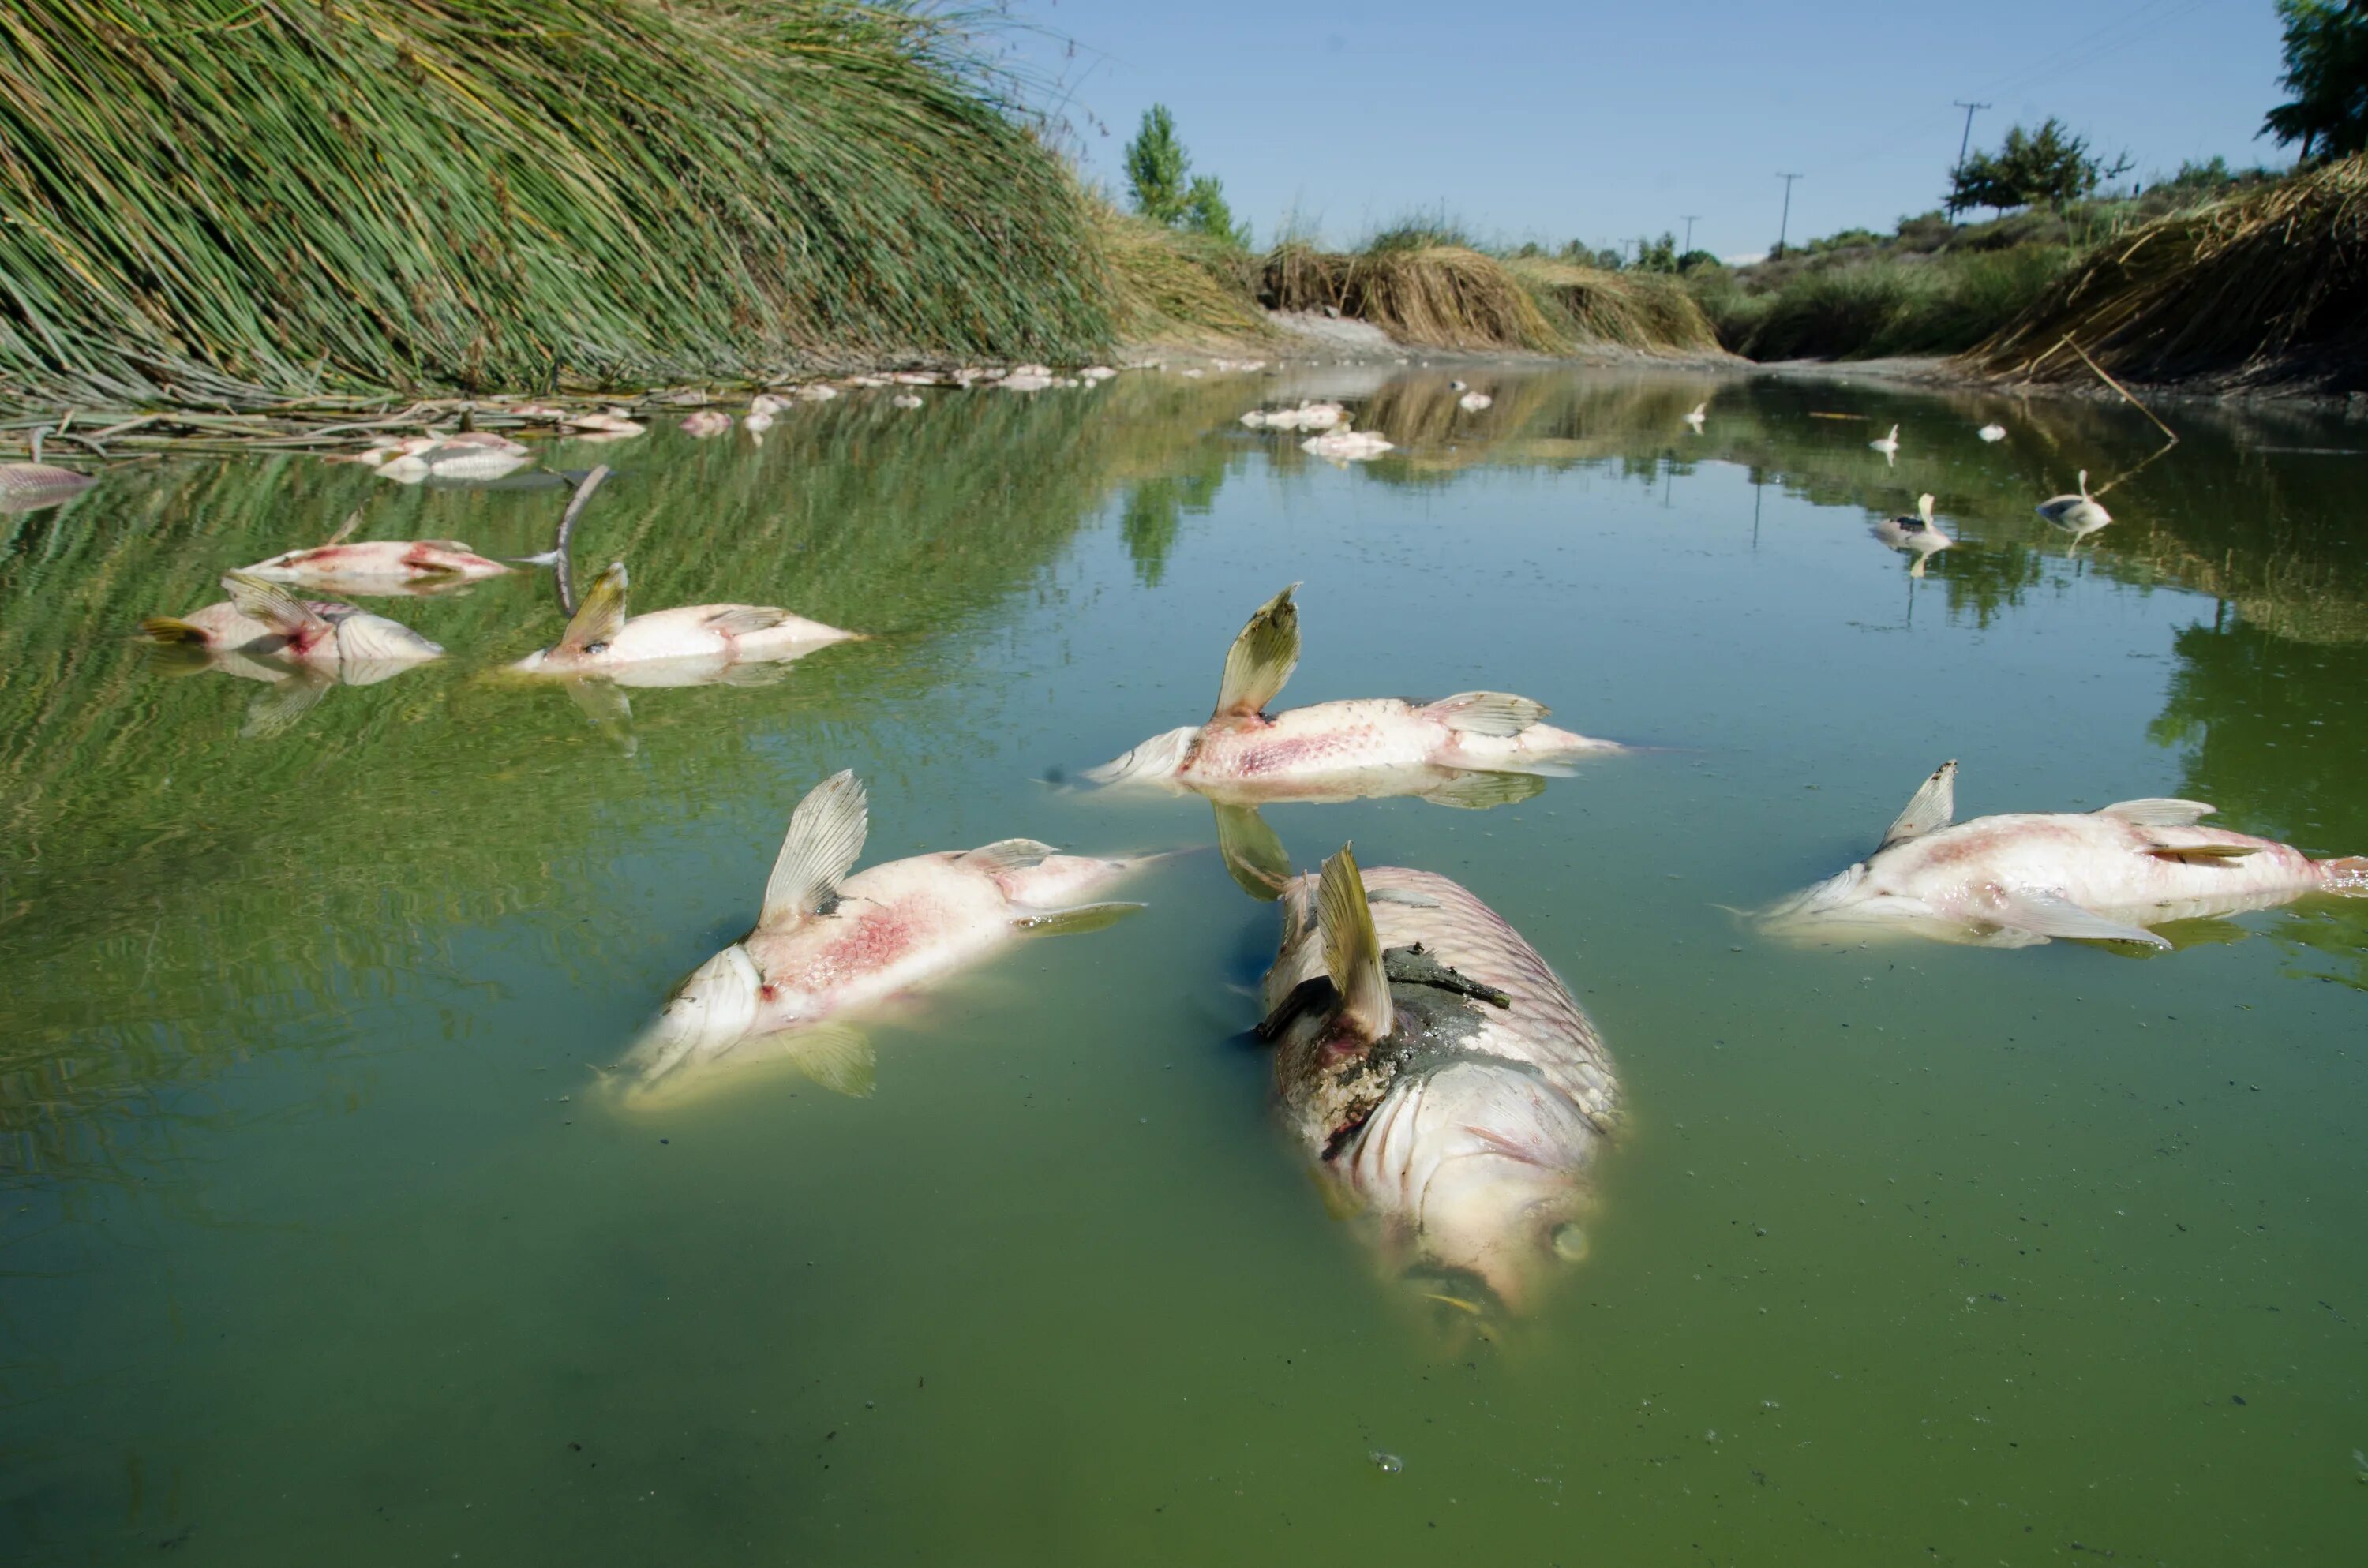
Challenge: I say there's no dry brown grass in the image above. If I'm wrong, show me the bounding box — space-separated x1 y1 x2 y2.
1261 245 1565 352
1100 214 1277 350
1963 155 2368 391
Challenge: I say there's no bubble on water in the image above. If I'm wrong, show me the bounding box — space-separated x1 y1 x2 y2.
1369 1450 1404 1474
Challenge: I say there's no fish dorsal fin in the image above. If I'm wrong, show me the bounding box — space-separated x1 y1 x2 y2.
703 604 789 636
761 769 869 926
2096 798 2216 826
327 507 365 545
1424 691 1548 737
1917 493 1935 525
221 571 332 638
560 562 630 653
1214 584 1301 719
960 838 1058 874
1880 759 1956 850
1991 887 2170 950
1317 844 1393 1040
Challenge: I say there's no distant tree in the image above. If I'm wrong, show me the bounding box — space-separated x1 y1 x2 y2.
2261 0 2368 160
1124 104 1189 223
1676 249 1724 274
1123 105 1250 246
1635 231 1680 271
1947 118 2133 214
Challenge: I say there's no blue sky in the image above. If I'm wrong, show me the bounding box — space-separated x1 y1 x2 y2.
1006 0 2291 258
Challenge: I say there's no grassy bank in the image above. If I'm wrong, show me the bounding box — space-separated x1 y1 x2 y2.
1964 154 2368 394
0 0 1112 408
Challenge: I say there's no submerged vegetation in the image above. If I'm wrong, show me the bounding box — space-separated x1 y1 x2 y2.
0 0 1113 407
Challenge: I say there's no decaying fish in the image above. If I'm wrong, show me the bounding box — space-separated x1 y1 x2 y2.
1764 760 2368 950
1088 586 1617 801
617 771 1156 1106
1258 845 1617 1317
238 537 511 590
141 572 444 669
352 431 534 484
510 561 860 683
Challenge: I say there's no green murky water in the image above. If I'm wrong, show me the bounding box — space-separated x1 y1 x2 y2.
4 368 2365 1565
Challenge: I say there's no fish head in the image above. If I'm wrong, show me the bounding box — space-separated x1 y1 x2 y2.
1759 861 1939 941
327 611 443 664
619 943 774 1094
997 850 1156 909
1082 725 1198 788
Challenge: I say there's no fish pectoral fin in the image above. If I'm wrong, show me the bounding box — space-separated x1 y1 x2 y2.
775 1022 875 1098
959 838 1061 874
761 770 869 925
221 571 332 638
1212 584 1301 719
140 616 209 645
703 604 789 636
1214 803 1291 902
240 672 334 739
1011 900 1146 937
2099 798 2217 826
1422 691 1548 737
1879 759 1956 850
2147 843 2261 861
1317 844 1394 1038
1992 888 2171 949
559 562 630 653
1421 770 1547 810
560 676 635 735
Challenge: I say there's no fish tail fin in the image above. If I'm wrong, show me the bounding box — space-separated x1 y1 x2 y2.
221 572 331 638
139 616 211 646
1317 844 1394 1039
1083 725 1198 786
1213 584 1301 718
2317 856 2368 896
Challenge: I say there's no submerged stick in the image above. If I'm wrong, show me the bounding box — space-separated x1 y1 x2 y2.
549 464 612 616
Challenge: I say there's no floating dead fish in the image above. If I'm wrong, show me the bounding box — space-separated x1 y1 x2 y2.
1977 423 2007 442
890 394 924 410
2036 470 2112 541
796 384 839 402
0 425 99 513
1868 424 1900 457
1684 402 1707 431
565 410 646 439
680 410 732 438
144 642 427 739
1870 493 1951 578
1088 586 1616 801
1302 425 1393 462
239 537 511 591
510 561 859 683
616 771 1156 1106
1242 402 1346 432
142 573 444 671
1001 372 1055 392
1257 845 1617 1316
1457 391 1493 412
1763 760 2368 950
354 430 534 485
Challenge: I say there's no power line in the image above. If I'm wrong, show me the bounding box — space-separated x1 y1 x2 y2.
1680 215 1702 253
1774 174 1802 255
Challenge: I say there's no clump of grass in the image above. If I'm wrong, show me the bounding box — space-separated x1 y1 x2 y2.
1261 245 1564 352
1696 249 2072 361
1966 155 2368 391
1501 257 1722 354
1100 211 1275 349
0 0 1112 409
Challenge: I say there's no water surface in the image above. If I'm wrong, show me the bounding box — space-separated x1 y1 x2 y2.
4 367 2365 1564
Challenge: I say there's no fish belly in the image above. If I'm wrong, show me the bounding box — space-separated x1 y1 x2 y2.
1184 702 1441 787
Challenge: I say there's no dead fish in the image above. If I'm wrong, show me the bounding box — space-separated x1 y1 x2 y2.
0 427 96 512
357 431 534 484
2036 470 2112 541
510 561 859 683
1302 424 1393 462
1088 586 1617 800
1763 760 2368 950
617 770 1155 1106
565 410 645 439
238 538 511 590
1457 391 1493 412
680 411 732 438
1257 845 1617 1315
142 573 444 669
1870 492 1952 577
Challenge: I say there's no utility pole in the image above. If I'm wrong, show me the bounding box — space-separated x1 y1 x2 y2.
1680 215 1702 253
1774 174 1801 256
1950 101 1991 216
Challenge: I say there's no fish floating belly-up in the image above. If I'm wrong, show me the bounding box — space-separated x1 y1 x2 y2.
1088 585 1619 806
239 538 511 590
619 771 1157 1106
510 562 860 685
1258 846 1618 1317
1763 760 2368 950
141 572 444 668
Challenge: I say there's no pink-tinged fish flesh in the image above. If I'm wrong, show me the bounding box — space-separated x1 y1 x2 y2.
1765 760 2368 949
509 561 859 679
240 538 511 589
141 573 442 669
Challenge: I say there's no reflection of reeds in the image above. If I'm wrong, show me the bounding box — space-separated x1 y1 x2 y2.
1965 155 2368 391
0 1 1108 408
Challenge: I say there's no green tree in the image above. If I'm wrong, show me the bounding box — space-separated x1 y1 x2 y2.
2261 0 2368 160
1123 105 1249 245
1947 118 2132 214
